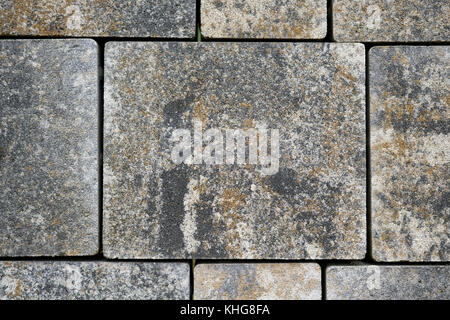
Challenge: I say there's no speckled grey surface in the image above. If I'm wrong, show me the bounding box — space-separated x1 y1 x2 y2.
194 263 321 300
0 39 98 256
0 0 195 37
104 42 366 259
327 265 450 300
333 0 450 42
0 261 189 300
370 46 449 262
201 0 327 39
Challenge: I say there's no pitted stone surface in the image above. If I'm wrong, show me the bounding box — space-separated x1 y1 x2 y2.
0 39 98 256
0 262 189 300
201 0 326 39
0 0 195 37
104 42 366 259
333 0 450 42
194 263 321 300
370 46 449 262
327 265 450 300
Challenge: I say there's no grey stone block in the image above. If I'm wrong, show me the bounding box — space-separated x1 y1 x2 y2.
0 39 98 256
194 263 321 300
326 265 450 300
0 0 195 37
104 42 366 259
370 46 449 262
201 0 327 39
0 261 190 300
333 0 450 42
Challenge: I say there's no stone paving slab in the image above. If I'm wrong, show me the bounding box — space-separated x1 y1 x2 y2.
370 46 449 262
194 263 321 300
326 265 450 300
0 261 189 300
333 0 450 42
0 39 98 256
104 42 366 259
201 0 327 39
0 0 195 37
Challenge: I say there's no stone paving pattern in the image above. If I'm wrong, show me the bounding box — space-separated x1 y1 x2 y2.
0 39 98 256
0 1 448 300
327 265 450 300
0 262 190 300
0 0 196 37
201 0 327 39
370 46 449 262
104 42 366 260
194 263 321 300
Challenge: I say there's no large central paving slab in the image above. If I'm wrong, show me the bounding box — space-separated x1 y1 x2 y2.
0 39 98 256
104 42 366 259
0 262 190 300
0 0 195 37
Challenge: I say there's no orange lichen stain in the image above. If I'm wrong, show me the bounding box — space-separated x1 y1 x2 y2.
242 118 254 128
392 52 409 66
289 24 305 38
239 102 252 109
337 66 356 82
395 136 408 157
220 189 246 212
14 280 23 297
193 181 207 195
192 98 209 124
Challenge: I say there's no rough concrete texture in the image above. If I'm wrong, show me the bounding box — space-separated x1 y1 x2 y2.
0 0 195 37
0 261 190 300
333 0 450 42
0 39 98 256
201 0 327 39
370 46 449 262
194 263 321 300
104 42 366 259
327 265 450 300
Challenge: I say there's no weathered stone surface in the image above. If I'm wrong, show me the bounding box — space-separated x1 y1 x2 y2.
327 265 450 300
194 263 321 300
0 39 98 256
370 46 449 262
333 0 450 42
201 0 326 39
0 0 195 37
104 42 366 259
0 261 189 300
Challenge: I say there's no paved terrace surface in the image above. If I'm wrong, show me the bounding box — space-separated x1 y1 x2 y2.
0 1 448 300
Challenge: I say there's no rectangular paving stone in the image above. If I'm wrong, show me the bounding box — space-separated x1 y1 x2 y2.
326 265 450 300
0 261 189 300
0 39 98 256
333 0 450 42
0 0 195 37
194 263 321 300
370 46 449 262
201 0 327 39
104 42 366 259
